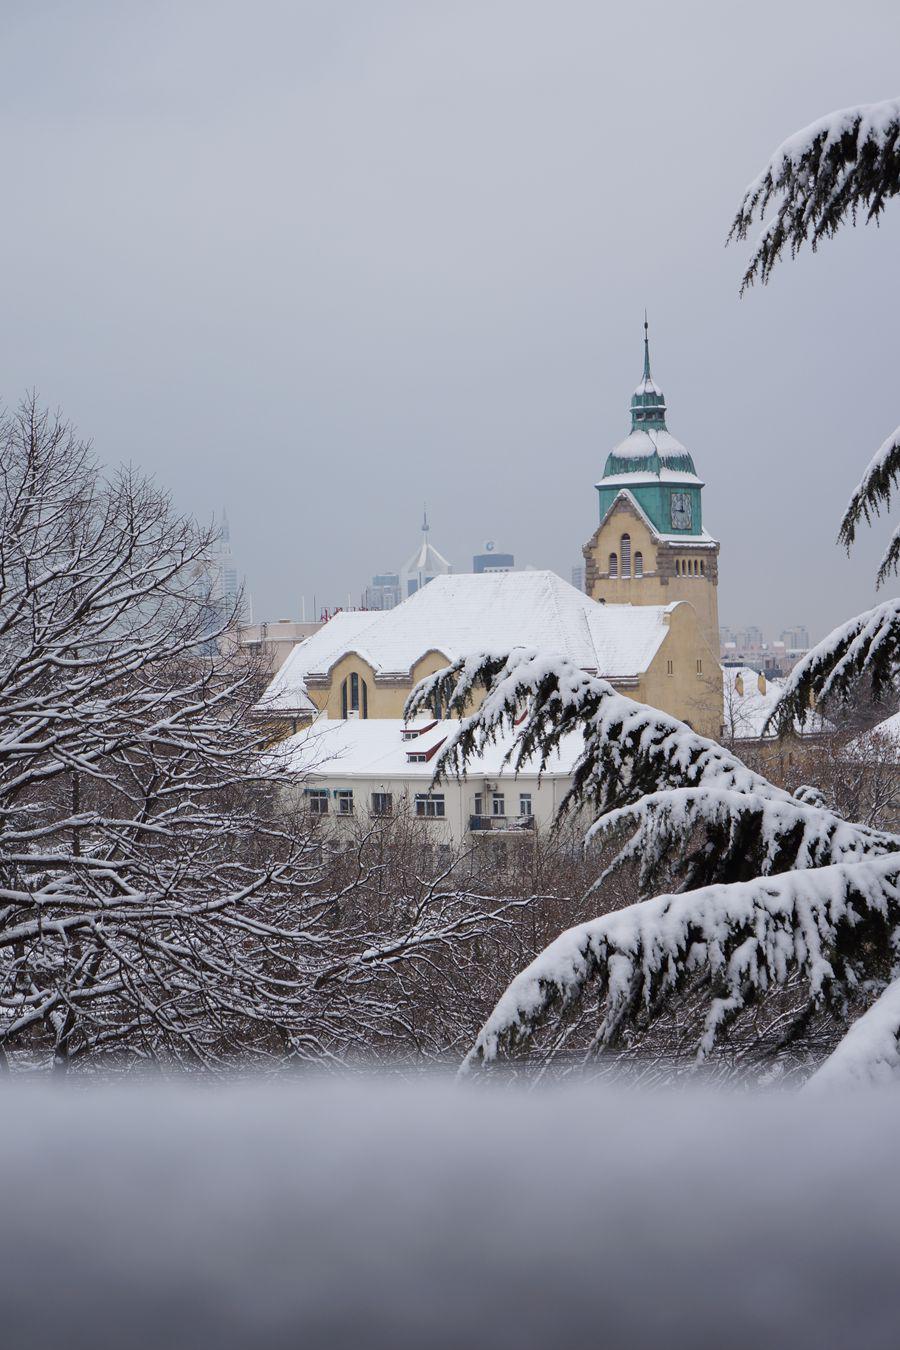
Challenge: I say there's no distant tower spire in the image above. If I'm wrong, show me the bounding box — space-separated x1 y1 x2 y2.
643 310 651 381
422 504 429 535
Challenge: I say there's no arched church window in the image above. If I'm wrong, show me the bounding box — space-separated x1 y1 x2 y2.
675 559 680 576
341 672 369 719
700 560 706 576
620 534 632 578
608 552 618 578
634 551 643 578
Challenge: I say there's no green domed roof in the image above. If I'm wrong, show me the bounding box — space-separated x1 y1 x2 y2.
601 319 698 480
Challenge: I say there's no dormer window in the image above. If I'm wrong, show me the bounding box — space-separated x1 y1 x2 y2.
341 671 368 719
401 720 438 741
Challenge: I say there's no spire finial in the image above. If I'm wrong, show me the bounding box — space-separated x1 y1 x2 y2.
642 310 651 382
422 504 429 535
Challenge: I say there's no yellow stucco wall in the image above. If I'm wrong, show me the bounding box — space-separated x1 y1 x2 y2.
305 648 455 721
583 499 721 660
633 602 722 739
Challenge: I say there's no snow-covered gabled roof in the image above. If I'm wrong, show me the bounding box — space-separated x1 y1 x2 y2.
845 710 900 762
723 666 827 741
256 571 677 713
256 610 383 714
273 718 585 781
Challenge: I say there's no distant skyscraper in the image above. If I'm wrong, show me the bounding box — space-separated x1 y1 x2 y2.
363 511 452 610
399 510 452 598
365 573 402 610
208 510 248 626
473 541 515 573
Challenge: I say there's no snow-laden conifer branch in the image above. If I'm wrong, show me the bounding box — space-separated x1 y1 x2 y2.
461 856 900 1074
839 426 900 585
729 96 900 289
805 974 900 1089
408 649 895 887
587 786 898 897
768 598 900 733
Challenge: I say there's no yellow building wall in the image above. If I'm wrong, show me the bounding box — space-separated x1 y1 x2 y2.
305 649 455 721
633 602 722 739
584 499 721 664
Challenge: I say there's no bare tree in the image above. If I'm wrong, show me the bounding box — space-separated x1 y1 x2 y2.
0 399 531 1072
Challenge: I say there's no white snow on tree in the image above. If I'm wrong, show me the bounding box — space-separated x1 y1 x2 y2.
405 96 900 1081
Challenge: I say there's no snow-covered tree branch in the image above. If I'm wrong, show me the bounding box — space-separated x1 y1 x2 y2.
729 96 900 290
0 398 530 1072
461 856 900 1074
406 646 900 1077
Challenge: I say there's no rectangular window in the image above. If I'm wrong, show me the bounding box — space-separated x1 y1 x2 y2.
491 792 505 817
666 659 674 676
519 793 533 818
335 789 354 816
415 794 446 818
306 788 329 816
371 792 393 817
696 659 703 675
473 792 483 817
407 751 428 763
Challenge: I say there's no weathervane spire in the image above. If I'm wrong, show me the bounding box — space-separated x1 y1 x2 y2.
642 310 651 382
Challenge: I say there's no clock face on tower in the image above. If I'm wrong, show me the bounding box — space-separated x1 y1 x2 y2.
670 491 692 530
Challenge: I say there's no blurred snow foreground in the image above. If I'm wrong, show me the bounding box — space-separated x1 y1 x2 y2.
2 1079 900 1350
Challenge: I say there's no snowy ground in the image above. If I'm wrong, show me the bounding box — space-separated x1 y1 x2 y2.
2 1076 900 1349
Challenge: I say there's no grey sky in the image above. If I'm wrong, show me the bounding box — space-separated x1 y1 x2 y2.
1 0 898 640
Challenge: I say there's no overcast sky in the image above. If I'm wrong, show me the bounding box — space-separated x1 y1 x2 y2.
2 1 899 640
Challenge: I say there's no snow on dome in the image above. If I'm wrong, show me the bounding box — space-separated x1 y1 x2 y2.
632 375 664 400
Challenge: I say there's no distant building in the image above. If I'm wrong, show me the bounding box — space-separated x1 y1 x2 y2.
208 510 248 625
363 513 452 612
365 573 402 611
780 625 810 652
399 511 452 598
570 564 585 592
238 619 322 674
473 542 515 574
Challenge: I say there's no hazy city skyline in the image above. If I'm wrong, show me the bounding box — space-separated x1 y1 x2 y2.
1 1 898 642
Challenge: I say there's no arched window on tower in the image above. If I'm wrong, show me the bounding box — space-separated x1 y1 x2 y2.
700 560 706 576
608 552 618 578
620 534 632 578
675 559 680 576
634 551 643 578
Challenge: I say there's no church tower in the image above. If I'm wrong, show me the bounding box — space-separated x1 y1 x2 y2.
583 320 720 657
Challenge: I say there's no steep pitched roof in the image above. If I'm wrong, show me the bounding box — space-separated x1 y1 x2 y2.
257 570 676 716
258 610 383 714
